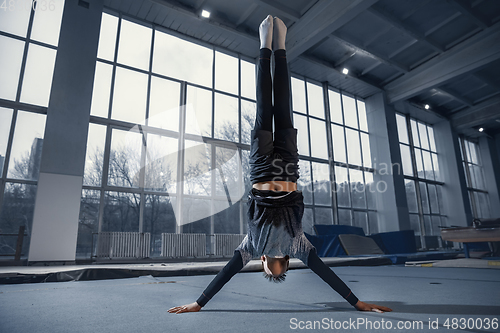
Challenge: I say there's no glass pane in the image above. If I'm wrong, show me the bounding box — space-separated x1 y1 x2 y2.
360 132 371 168
464 139 472 162
111 67 148 124
349 168 366 209
338 208 352 226
102 191 140 232
423 215 432 237
476 191 491 219
428 184 439 214
302 208 314 235
472 164 485 190
418 122 429 150
214 93 238 142
334 166 350 208
353 211 368 235
357 100 368 132
117 19 152 71
294 113 309 156
315 207 333 225
241 59 256 100
414 148 425 178
97 13 118 61
395 114 408 144
215 147 240 200
432 153 440 181
342 94 358 129
428 126 436 152
0 4 30 37
0 36 24 101
436 185 445 215
468 164 477 188
422 150 434 180
291 77 306 113
182 198 211 233
409 214 421 236
83 123 106 186
309 118 328 159
400 144 413 176
419 182 430 214
329 90 342 124
144 133 178 193
331 124 346 163
215 51 238 95
214 201 240 234
20 44 56 107
108 129 142 188
241 150 251 194
364 171 376 209
312 162 331 206
0 108 13 176
148 76 180 131
468 141 478 164
144 195 177 256
185 85 212 137
7 111 46 180
410 119 420 147
431 216 441 237
90 61 113 118
298 160 312 205
153 30 213 87
306 82 324 119
346 128 361 166
30 0 65 46
183 141 211 196
368 211 378 234
405 179 418 213
241 100 255 145
0 183 37 257
77 189 100 258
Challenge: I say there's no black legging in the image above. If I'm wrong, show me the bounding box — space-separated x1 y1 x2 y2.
254 48 293 132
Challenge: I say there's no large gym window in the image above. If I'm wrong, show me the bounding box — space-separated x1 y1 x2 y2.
396 113 446 249
459 137 491 219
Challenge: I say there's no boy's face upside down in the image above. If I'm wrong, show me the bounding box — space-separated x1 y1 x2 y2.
261 255 290 277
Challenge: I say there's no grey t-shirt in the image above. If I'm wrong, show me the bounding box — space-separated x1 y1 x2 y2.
236 189 314 266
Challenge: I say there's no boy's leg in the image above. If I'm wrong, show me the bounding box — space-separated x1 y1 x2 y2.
272 17 293 131
254 15 274 132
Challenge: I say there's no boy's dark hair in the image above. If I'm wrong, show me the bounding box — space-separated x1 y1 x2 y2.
262 271 287 283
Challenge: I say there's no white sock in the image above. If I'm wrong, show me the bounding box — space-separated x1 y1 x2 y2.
273 17 287 51
259 15 273 50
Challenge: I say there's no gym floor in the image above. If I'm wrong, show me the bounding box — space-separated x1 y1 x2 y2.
1 264 499 333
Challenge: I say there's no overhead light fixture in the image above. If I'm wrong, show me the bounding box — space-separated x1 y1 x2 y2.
342 68 349 75
201 10 210 18
424 104 430 110
479 127 484 132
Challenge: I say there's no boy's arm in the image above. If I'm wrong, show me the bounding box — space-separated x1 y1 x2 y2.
305 249 359 306
305 249 392 312
168 250 245 314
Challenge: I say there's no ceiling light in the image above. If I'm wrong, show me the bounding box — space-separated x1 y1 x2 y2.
342 68 349 75
479 127 484 132
201 10 210 18
424 104 430 109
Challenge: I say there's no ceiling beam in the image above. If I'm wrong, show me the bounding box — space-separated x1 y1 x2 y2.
368 6 444 53
286 0 379 61
236 3 258 27
384 22 500 104
451 95 500 129
299 55 382 93
447 0 490 29
436 87 473 107
249 0 301 22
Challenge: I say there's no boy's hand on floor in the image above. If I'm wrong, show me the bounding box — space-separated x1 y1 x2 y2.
354 301 392 313
168 302 202 314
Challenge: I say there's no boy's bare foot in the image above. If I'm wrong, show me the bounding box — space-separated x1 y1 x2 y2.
273 17 287 51
259 15 273 50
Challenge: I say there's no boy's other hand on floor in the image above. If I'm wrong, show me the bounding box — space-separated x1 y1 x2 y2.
354 301 392 313
168 302 202 314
